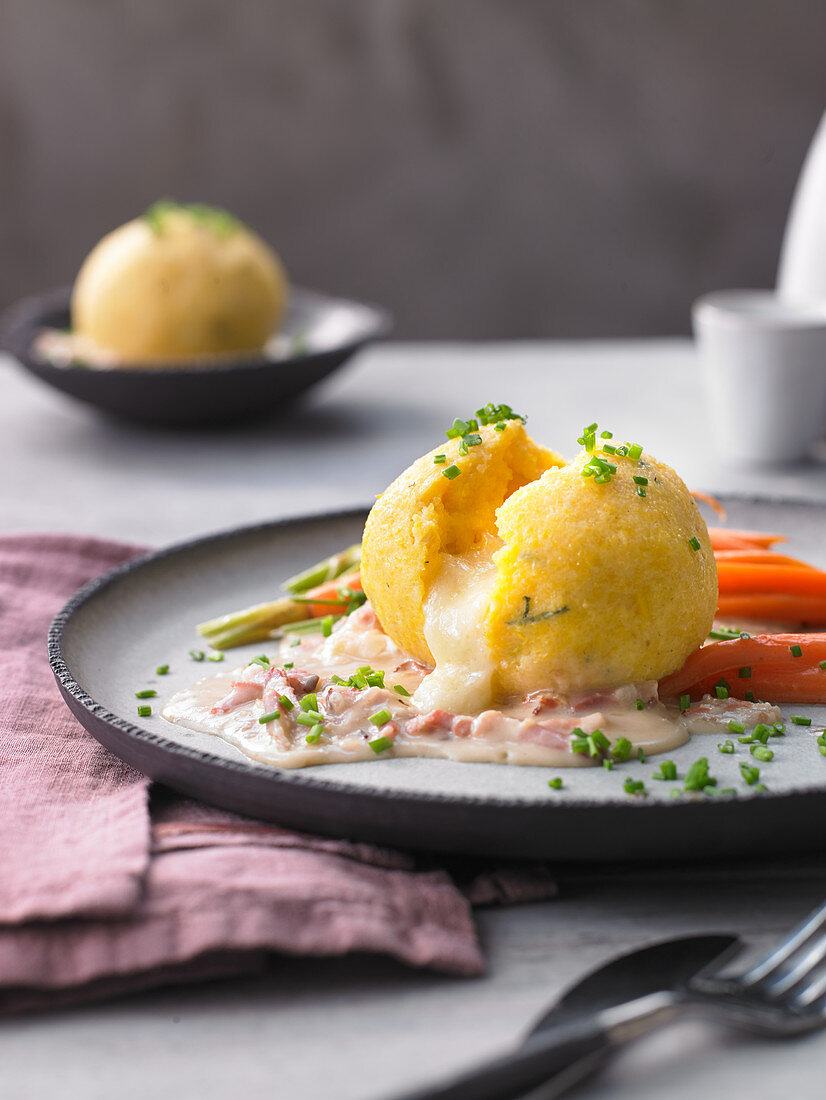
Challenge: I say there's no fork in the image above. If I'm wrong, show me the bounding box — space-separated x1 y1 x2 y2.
689 897 826 1034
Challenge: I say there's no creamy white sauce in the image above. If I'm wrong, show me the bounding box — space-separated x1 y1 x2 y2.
159 603 773 771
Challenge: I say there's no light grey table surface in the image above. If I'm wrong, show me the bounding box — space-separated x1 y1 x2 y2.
3 340 826 1100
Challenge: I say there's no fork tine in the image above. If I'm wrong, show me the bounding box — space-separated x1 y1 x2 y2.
791 963 826 1008
742 900 826 989
763 931 826 997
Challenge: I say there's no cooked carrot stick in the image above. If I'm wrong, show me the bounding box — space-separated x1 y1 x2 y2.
302 572 363 618
713 550 816 569
708 528 788 551
717 563 826 597
659 633 826 702
716 595 826 626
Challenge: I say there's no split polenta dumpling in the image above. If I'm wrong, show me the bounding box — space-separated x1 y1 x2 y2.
361 418 717 714
71 201 288 363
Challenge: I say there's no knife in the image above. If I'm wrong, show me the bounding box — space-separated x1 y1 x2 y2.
394 934 740 1100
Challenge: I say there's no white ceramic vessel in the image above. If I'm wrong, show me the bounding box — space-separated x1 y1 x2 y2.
778 111 826 303
693 290 826 464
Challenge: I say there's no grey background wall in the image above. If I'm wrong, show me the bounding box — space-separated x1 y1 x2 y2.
1 0 824 338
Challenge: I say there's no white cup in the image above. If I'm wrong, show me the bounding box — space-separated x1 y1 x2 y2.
692 290 826 464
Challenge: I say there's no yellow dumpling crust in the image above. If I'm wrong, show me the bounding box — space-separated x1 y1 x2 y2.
362 427 717 702
361 422 563 662
487 451 717 696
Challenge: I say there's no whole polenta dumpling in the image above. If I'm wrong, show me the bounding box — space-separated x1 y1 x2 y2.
361 420 563 661
362 420 717 701
71 201 288 363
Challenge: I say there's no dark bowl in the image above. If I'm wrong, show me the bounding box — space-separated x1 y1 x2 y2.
0 286 391 427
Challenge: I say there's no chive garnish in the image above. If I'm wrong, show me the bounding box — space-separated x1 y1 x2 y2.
208 652 224 662
637 747 646 762
250 654 271 667
740 762 760 785
548 777 563 789
718 741 735 754
624 777 646 795
791 715 812 726
612 737 632 762
394 684 411 697
688 537 701 552
684 757 715 792
633 475 648 486
283 662 294 670
751 745 774 762
305 725 323 744
679 694 690 713
790 644 803 658
300 692 318 712
820 661 826 671
635 698 645 711
135 689 157 699
738 667 752 679
369 736 393 754
259 711 280 724
637 485 646 498
321 615 334 638
296 712 322 726
443 465 461 480
369 708 392 727
137 705 152 718
189 649 205 661
714 680 730 700
603 759 614 770
278 694 294 711
156 664 170 675
434 454 447 465
652 761 677 781
627 443 643 461
728 720 745 734
745 690 755 702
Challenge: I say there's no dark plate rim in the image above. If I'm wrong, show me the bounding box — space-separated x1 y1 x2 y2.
1 285 393 376
48 495 826 813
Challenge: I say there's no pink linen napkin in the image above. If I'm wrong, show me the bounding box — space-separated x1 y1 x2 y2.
0 534 556 1013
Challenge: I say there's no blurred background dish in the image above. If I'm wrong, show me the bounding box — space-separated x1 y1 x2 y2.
0 285 391 426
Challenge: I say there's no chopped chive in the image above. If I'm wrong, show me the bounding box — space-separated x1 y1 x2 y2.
278 694 295 711
290 637 301 647
753 724 771 743
688 537 701 552
715 683 729 700
571 735 589 754
745 690 755 702
589 729 611 755
637 485 646 498
207 652 224 663
250 654 271 667
773 722 785 734
602 443 617 454
434 454 447 465
740 762 760 785
369 736 393 754
791 715 812 726
296 711 322 726
612 737 632 762
442 465 461 480
369 708 392 727
738 667 752 679
300 692 318 712
602 758 614 770
718 740 735 754
137 704 152 718
820 661 826 671
600 430 613 438
548 777 563 789
394 684 411 697
738 733 755 744
305 725 323 744
156 664 170 675
283 662 294 670
791 644 803 658
259 711 280 724
632 475 648 486
627 443 643 461
728 720 746 734
652 760 677 781
679 694 691 713
135 689 157 699
189 649 205 662
637 747 645 762
753 783 769 793
635 698 645 711
624 777 646 795
751 745 774 762
684 757 715 792
321 615 334 638
709 626 742 641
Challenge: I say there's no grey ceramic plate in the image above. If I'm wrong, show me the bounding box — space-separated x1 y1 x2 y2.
49 498 826 861
1 286 391 427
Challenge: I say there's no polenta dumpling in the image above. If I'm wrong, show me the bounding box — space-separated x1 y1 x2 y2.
487 450 717 696
71 201 288 363
362 425 717 707
361 420 563 662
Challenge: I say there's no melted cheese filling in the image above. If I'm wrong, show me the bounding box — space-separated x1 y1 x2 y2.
413 550 498 714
